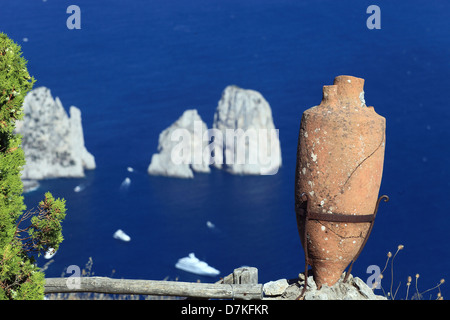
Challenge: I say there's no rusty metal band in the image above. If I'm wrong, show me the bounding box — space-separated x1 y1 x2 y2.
296 193 389 299
296 209 376 223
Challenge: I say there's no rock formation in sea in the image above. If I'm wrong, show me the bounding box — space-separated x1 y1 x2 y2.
211 85 282 175
147 109 210 178
147 86 282 178
15 87 96 180
22 179 40 193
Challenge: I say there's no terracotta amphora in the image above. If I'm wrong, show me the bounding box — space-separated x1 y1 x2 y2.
295 75 386 288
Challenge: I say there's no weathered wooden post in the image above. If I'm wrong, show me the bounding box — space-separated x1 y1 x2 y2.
295 75 388 290
218 267 259 285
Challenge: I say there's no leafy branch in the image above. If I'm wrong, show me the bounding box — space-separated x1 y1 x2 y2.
13 193 66 256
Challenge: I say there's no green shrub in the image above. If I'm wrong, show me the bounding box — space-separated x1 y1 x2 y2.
0 33 67 300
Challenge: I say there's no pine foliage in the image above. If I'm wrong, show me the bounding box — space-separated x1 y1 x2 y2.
0 33 67 300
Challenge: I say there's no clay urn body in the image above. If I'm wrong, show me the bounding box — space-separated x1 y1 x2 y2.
295 75 386 288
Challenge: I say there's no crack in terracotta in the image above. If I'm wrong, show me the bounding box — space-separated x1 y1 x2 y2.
341 133 385 192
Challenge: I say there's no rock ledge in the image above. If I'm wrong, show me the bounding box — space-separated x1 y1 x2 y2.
263 273 386 300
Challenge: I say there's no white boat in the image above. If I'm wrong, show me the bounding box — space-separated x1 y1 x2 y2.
44 247 56 259
113 229 131 242
175 253 220 277
74 184 85 192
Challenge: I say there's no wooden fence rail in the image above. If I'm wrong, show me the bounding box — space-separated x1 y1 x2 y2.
44 267 263 300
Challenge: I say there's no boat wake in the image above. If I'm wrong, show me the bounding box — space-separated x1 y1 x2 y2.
120 177 131 191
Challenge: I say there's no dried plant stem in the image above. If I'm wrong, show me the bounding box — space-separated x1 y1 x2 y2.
377 251 391 298
380 245 445 300
405 276 412 300
414 274 421 299
419 279 445 298
389 245 403 300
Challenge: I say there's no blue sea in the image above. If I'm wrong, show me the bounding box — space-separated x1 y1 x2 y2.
2 0 449 299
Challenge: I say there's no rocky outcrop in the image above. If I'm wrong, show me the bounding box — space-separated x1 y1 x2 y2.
263 273 386 300
22 179 40 193
212 85 282 175
147 86 282 178
15 87 96 180
147 109 210 178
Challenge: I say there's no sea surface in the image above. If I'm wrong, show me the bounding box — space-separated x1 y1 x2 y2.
2 0 449 299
